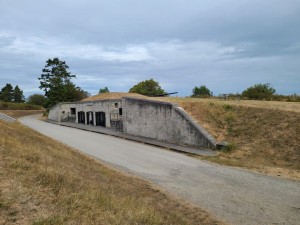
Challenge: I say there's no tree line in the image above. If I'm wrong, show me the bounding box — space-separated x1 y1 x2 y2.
0 84 25 103
2 58 298 110
36 58 299 106
122 79 298 102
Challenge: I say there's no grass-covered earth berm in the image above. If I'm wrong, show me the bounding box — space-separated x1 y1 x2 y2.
0 118 223 225
157 98 300 180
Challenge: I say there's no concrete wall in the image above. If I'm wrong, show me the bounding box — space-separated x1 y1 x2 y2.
60 103 77 122
76 99 122 127
48 103 77 122
48 104 61 121
122 97 217 149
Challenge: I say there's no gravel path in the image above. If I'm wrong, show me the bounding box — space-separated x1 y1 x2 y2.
20 115 300 225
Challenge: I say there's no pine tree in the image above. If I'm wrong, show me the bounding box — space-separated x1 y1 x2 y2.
38 58 76 107
13 85 25 103
0 83 14 102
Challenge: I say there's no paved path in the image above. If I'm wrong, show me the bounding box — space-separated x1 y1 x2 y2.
19 115 300 225
47 120 217 156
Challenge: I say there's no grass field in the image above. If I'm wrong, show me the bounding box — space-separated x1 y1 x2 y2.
0 116 223 225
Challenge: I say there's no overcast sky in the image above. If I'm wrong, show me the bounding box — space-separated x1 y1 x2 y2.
0 0 299 97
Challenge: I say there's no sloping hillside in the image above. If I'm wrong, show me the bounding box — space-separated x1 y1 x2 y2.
157 98 300 180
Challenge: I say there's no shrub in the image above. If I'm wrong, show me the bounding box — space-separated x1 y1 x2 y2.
242 83 276 100
191 85 213 98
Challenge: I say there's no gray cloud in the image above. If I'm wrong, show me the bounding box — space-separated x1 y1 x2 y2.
0 0 299 97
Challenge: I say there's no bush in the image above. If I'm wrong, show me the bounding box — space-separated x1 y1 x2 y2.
242 83 276 100
129 79 165 96
273 94 300 102
27 94 47 107
191 85 213 98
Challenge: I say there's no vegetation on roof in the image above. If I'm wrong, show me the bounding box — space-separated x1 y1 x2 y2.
81 92 148 101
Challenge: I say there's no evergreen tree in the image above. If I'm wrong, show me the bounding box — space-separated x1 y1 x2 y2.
13 85 25 103
0 83 14 102
39 58 77 107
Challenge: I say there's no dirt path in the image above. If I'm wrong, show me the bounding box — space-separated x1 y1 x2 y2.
19 115 300 225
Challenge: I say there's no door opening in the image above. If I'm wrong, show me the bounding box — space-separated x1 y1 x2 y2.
87 111 94 125
95 112 106 127
78 111 85 124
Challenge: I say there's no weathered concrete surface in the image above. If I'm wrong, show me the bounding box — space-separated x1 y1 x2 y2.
123 97 216 149
76 99 122 126
48 102 76 122
20 115 300 225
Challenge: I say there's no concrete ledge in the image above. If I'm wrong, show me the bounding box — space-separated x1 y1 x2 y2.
46 120 217 157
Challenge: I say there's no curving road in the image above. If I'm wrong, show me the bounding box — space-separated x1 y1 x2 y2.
19 115 300 225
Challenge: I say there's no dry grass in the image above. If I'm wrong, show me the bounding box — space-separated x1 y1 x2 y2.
0 120 224 225
81 92 148 102
151 97 300 113
153 97 300 180
0 110 44 119
0 101 43 110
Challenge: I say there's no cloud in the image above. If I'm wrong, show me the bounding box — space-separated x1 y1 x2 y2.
0 32 152 62
0 1 299 97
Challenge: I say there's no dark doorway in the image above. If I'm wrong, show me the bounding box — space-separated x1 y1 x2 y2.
70 108 76 115
87 111 94 125
95 112 106 127
78 111 85 124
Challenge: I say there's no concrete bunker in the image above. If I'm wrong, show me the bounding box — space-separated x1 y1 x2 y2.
48 96 217 149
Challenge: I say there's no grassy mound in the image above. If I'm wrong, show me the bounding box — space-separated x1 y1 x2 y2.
154 97 300 179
